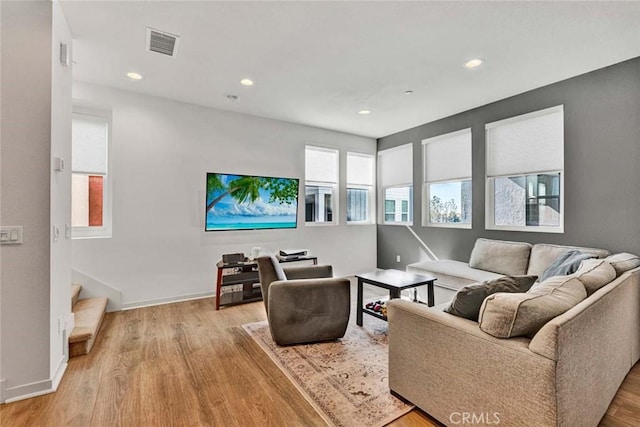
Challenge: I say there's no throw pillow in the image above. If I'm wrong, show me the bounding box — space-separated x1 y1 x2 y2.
538 250 596 282
478 276 587 338
573 259 616 295
605 253 640 277
468 238 532 276
445 275 538 321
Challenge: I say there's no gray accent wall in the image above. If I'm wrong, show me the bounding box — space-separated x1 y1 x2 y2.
377 57 640 269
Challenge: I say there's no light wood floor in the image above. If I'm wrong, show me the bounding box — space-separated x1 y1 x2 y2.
1 285 639 426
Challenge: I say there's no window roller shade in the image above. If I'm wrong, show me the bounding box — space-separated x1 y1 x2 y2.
347 152 374 186
379 143 413 187
72 116 108 174
423 129 471 182
486 106 564 177
305 146 338 183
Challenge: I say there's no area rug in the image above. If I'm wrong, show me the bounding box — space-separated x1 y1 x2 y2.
242 319 413 427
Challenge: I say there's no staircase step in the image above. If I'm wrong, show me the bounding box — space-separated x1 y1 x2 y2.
69 296 108 358
71 284 82 307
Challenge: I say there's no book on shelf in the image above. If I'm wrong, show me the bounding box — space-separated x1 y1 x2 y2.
276 254 301 261
279 249 308 257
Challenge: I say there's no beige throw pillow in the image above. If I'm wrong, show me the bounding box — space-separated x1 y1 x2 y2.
573 259 616 295
468 238 532 276
605 253 640 277
478 276 587 338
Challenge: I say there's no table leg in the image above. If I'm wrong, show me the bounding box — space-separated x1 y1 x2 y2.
390 288 401 300
427 281 435 307
215 267 223 310
357 278 364 326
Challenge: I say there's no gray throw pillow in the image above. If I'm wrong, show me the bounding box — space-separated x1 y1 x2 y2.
538 250 596 282
445 275 538 321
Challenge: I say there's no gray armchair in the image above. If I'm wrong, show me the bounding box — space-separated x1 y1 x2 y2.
256 256 351 346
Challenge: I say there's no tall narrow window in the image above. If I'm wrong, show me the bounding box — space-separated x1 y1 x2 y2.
72 108 112 238
346 152 375 223
305 146 338 225
485 105 564 232
378 143 413 225
422 128 472 228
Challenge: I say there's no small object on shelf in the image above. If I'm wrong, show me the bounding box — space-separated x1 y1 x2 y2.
222 252 245 264
279 249 308 257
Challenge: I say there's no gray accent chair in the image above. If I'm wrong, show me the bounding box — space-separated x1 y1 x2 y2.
256 256 351 346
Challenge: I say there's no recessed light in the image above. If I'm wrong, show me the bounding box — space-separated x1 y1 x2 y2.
226 94 239 100
358 110 371 115
404 90 414 95
127 72 143 80
464 58 484 69
240 78 254 86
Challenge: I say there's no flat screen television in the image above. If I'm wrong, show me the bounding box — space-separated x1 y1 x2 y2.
205 172 299 231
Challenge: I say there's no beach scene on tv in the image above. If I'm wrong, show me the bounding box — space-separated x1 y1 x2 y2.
206 173 299 231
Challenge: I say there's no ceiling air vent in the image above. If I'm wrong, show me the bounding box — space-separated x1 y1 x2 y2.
146 27 180 57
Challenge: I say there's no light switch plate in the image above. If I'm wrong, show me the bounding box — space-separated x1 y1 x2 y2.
0 226 23 244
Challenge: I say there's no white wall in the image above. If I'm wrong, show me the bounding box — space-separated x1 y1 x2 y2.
1 0 52 400
50 0 73 383
72 82 377 307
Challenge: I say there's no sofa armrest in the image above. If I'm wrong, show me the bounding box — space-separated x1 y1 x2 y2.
527 270 640 427
387 299 556 426
387 299 537 355
282 265 333 280
267 278 351 344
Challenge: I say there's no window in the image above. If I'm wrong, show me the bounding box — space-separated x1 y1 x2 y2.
383 186 413 223
72 108 112 238
422 129 472 228
346 152 375 223
305 146 338 224
485 105 564 232
384 200 396 221
378 143 413 225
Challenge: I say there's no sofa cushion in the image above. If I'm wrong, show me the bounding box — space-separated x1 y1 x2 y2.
468 238 532 276
605 253 640 277
478 276 587 338
538 250 596 282
445 275 538 321
526 244 609 277
573 259 617 295
407 259 504 291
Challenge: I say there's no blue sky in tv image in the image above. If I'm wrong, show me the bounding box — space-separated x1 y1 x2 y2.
205 173 299 231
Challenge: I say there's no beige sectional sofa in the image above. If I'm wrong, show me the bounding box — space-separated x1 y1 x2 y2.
389 238 640 427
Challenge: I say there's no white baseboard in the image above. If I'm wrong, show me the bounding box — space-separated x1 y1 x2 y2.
4 378 54 403
121 291 215 311
52 357 67 390
2 357 68 404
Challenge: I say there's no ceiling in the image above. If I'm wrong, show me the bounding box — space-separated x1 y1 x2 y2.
60 1 640 139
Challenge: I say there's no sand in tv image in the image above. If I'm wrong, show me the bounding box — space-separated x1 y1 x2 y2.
205 173 300 231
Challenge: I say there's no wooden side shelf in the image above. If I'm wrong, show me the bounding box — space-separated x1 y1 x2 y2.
215 256 319 310
215 260 260 310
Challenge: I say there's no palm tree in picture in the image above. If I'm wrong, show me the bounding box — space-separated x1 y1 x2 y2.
206 174 298 213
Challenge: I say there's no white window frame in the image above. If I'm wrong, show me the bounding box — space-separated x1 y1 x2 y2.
378 143 413 226
485 105 564 233
72 106 113 239
305 145 339 226
346 152 375 225
422 128 472 229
